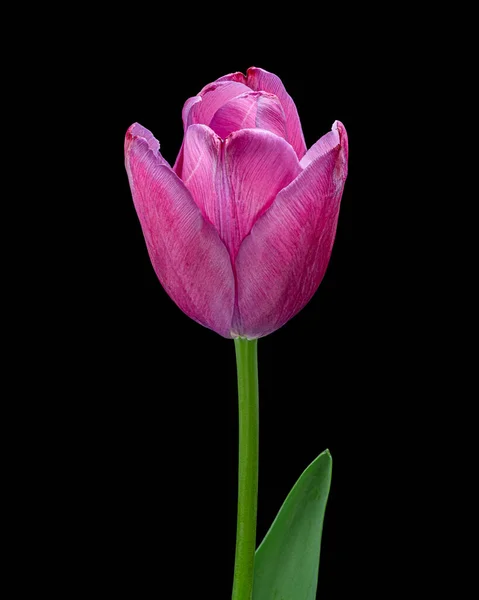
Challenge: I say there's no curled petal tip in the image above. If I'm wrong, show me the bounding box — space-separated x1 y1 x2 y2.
125 122 161 156
332 120 348 146
126 122 140 135
126 122 149 141
333 120 349 177
125 122 139 151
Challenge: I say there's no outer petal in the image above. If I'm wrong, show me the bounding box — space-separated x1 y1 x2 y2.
218 67 307 159
300 128 340 169
233 122 348 338
209 91 287 140
125 123 235 338
181 125 301 261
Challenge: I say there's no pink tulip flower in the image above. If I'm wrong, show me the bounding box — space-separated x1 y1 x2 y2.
125 67 348 339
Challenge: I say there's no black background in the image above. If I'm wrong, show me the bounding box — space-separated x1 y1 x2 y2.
55 37 355 599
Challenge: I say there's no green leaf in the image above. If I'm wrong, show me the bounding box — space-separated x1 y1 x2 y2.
253 450 332 600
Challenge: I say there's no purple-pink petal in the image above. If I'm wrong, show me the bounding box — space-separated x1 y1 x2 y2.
181 125 301 261
125 124 235 338
255 92 288 139
209 91 287 140
181 95 202 130
184 80 251 129
127 123 168 164
175 81 252 178
300 128 340 169
233 122 348 338
217 67 307 159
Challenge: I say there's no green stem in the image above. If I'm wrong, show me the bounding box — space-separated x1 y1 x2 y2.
232 338 259 600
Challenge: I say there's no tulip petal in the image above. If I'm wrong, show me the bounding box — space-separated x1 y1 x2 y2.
218 67 307 159
125 123 235 338
216 71 247 85
209 91 287 140
233 122 348 338
300 129 340 169
126 123 167 163
174 81 251 178
256 92 288 139
182 95 202 130
173 96 203 176
182 125 301 260
184 80 251 128
247 67 307 159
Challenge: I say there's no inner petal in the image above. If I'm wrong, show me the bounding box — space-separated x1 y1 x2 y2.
245 66 307 159
209 91 287 140
186 81 251 128
181 125 301 262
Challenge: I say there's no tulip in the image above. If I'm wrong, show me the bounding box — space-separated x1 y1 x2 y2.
125 66 348 339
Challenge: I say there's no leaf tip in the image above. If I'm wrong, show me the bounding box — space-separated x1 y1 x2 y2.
322 448 332 462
